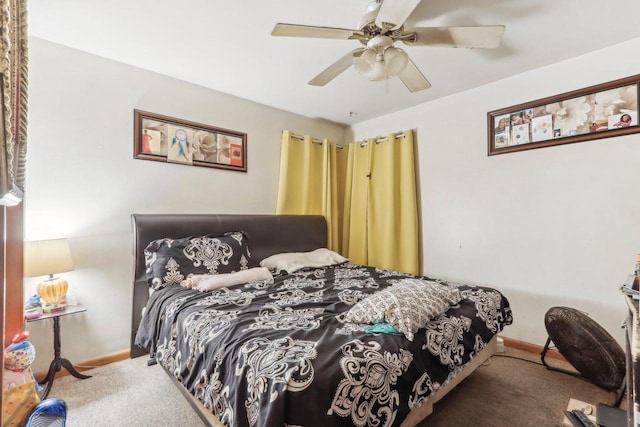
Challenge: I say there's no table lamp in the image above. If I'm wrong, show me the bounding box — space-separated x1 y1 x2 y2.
24 238 74 312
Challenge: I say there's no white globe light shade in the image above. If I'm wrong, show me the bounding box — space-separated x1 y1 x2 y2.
384 47 409 76
369 54 389 81
353 49 377 77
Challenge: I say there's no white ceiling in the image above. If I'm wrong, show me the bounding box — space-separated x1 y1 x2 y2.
28 0 640 126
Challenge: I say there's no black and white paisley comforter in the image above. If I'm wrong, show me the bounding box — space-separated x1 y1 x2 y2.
135 263 512 427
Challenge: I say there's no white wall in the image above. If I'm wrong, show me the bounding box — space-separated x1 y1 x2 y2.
24 38 346 373
349 37 640 347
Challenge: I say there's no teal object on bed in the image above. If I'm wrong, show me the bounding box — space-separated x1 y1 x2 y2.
365 322 398 334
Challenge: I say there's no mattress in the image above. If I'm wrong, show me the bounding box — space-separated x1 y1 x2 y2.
135 262 512 427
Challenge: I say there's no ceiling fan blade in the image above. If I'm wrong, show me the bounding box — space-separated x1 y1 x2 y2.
375 0 421 30
309 49 365 86
398 59 431 92
272 23 362 40
404 25 505 48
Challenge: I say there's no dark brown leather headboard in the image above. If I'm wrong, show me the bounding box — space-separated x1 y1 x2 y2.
130 214 327 357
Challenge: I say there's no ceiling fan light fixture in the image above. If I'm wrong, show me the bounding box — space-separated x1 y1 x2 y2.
354 45 406 81
384 47 408 76
353 48 377 77
272 0 505 91
368 54 389 81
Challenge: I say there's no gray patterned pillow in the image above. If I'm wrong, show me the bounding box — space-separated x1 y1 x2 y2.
144 232 253 290
344 278 462 341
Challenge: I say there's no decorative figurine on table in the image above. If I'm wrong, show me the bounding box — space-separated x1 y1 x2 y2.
4 331 36 372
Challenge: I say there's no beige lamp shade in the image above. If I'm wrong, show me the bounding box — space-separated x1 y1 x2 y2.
24 238 74 277
24 238 74 305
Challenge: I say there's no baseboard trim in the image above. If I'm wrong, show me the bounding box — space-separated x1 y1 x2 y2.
34 350 130 382
501 336 567 362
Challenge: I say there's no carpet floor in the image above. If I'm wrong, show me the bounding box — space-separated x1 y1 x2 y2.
49 346 619 426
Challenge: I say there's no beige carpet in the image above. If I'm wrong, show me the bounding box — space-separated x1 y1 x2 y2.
50 356 204 426
49 347 619 426
418 348 618 426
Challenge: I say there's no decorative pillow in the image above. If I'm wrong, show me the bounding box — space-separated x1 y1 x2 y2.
181 267 273 292
259 248 348 274
344 278 462 341
144 231 253 289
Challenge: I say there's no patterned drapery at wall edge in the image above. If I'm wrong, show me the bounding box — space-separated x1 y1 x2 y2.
0 0 28 205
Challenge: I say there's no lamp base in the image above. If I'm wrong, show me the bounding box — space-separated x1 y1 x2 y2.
37 276 69 307
41 301 67 313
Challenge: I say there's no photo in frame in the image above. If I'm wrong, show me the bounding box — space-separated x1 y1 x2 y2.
134 110 247 172
488 74 640 155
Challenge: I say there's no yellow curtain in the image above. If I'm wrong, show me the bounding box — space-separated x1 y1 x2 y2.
368 132 419 275
342 131 419 275
276 130 328 215
328 141 348 252
276 129 419 274
342 139 372 264
276 131 344 252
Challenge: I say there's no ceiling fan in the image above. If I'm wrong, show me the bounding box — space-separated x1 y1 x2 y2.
271 0 505 92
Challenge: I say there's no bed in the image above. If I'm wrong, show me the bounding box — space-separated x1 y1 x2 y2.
130 214 512 427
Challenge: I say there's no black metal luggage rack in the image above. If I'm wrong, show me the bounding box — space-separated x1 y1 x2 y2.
621 273 640 427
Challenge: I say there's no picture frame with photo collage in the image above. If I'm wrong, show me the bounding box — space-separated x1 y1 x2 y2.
488 74 640 155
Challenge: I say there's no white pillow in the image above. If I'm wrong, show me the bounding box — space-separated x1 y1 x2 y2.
260 248 348 274
344 279 462 341
181 267 273 292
